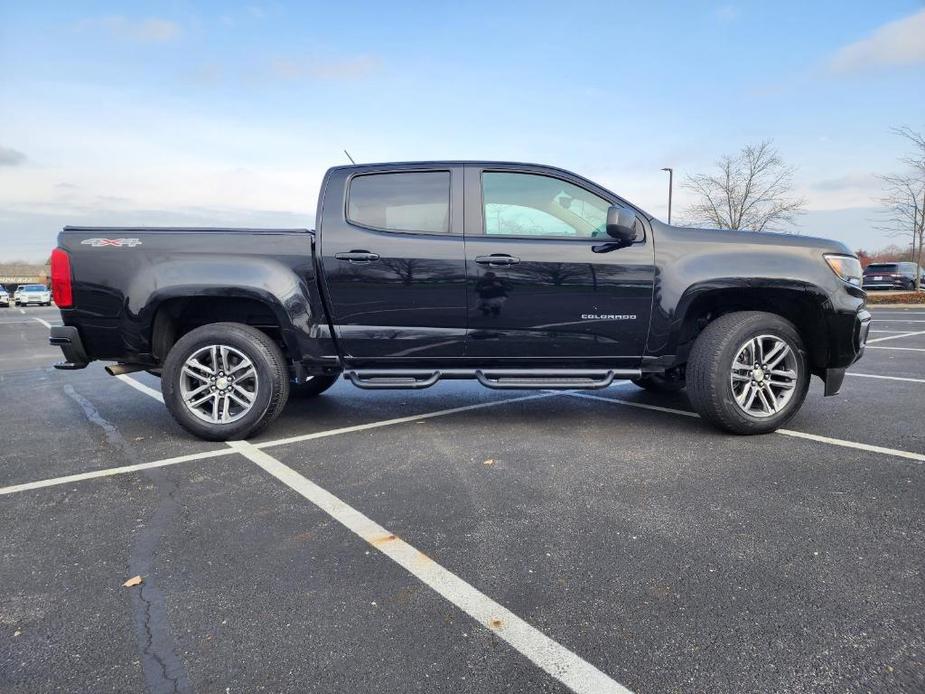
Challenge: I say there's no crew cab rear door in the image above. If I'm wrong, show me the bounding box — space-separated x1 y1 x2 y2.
318 165 467 361
462 164 655 362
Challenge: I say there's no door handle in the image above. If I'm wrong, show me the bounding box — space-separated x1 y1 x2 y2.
475 254 520 266
335 251 380 263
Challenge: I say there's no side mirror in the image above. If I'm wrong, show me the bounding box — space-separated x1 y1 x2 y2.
606 206 637 245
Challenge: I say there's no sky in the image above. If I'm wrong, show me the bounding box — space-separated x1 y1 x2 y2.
1 1 924 261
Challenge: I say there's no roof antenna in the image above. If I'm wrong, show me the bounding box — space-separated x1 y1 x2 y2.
343 149 356 165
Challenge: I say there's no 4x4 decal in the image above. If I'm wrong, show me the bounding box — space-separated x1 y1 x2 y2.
80 238 143 248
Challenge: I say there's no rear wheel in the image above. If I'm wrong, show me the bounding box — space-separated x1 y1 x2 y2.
289 374 339 399
687 311 810 435
162 322 289 441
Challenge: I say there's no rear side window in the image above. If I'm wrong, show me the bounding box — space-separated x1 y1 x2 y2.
348 171 450 234
866 264 898 272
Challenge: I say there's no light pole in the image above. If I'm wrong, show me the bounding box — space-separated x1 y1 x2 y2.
661 167 673 224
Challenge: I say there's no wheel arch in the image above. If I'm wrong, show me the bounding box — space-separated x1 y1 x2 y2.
666 281 832 375
119 255 327 366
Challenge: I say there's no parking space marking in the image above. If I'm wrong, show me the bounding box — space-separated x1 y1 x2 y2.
567 392 925 464
872 319 925 323
868 346 925 352
31 317 52 329
846 372 925 384
19 308 25 314
256 391 562 450
0 449 235 495
1 382 561 496
228 440 632 694
774 430 925 463
867 330 925 344
116 374 165 402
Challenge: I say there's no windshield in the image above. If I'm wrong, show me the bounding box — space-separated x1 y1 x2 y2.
25 284 47 291
865 264 898 273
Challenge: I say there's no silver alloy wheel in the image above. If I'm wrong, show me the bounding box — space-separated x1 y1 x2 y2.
729 334 798 418
179 344 259 424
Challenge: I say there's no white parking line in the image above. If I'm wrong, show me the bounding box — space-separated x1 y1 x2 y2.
116 374 165 402
0 449 234 495
257 391 561 450
229 440 631 694
868 346 925 352
867 330 925 344
566 392 925 464
872 319 925 323
0 383 559 495
32 317 52 329
846 372 925 384
19 308 25 314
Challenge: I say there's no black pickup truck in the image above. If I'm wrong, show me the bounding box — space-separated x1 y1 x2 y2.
49 161 870 440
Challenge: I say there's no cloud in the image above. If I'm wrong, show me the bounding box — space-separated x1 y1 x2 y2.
828 9 925 73
0 146 26 166
810 173 880 192
77 16 181 43
713 5 740 23
269 55 379 81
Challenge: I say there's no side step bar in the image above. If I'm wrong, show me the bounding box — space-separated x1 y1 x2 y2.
344 368 640 390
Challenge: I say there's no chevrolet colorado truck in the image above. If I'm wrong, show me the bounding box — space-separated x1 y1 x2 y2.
49 161 870 440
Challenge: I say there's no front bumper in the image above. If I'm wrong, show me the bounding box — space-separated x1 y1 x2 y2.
821 307 870 396
50 326 90 369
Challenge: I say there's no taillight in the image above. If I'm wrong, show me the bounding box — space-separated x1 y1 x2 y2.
50 248 73 308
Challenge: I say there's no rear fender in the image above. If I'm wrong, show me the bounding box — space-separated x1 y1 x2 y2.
123 256 325 362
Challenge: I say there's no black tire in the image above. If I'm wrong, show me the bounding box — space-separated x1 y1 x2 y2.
631 373 685 392
162 322 289 441
289 374 340 398
687 311 810 435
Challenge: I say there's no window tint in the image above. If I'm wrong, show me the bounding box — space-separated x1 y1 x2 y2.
482 172 611 238
348 171 450 233
866 264 898 272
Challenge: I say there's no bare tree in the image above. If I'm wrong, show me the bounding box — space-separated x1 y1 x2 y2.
877 127 925 290
682 140 806 232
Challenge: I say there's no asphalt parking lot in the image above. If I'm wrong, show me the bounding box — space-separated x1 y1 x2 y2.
1 305 923 693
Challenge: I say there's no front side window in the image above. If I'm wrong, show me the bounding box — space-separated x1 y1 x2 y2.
482 172 611 239
348 171 450 234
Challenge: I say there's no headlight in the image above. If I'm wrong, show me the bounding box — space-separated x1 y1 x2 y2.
824 254 862 287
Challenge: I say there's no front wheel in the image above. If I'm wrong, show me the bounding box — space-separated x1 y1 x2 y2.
162 322 290 441
687 311 810 435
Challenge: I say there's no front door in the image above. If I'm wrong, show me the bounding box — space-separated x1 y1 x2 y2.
463 165 655 364
318 166 467 361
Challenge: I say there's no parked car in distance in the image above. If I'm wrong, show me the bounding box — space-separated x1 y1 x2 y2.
16 284 52 306
12 285 25 303
862 262 923 291
0 287 9 307
50 160 870 441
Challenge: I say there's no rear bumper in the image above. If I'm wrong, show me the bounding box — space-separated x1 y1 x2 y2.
50 326 90 369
